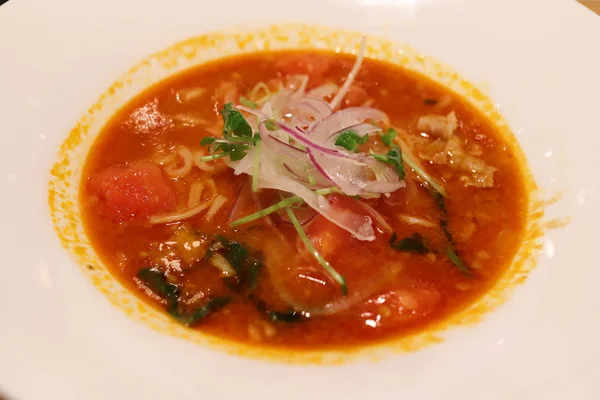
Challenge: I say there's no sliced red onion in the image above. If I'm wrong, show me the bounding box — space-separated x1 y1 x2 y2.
325 122 382 142
308 83 339 99
275 121 352 159
256 150 375 241
289 97 333 120
283 162 330 188
289 75 309 99
355 200 393 233
329 37 366 110
258 122 306 161
310 107 389 142
308 149 404 196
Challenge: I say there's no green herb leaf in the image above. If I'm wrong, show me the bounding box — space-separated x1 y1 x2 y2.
229 146 249 161
371 147 405 180
200 137 216 146
389 232 429 254
221 103 253 137
380 128 398 147
334 130 368 152
180 296 231 326
239 96 258 109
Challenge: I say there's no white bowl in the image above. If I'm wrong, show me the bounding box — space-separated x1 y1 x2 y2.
1 0 599 399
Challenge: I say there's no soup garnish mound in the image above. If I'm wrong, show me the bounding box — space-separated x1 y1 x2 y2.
80 39 528 349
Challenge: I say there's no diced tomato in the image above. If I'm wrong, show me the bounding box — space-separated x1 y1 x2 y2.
276 54 332 86
356 282 441 328
88 162 177 221
297 194 368 260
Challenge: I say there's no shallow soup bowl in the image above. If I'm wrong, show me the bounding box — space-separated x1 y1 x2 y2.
0 0 599 399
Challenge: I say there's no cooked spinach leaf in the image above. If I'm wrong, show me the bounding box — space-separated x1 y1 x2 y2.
179 296 232 326
209 236 264 293
389 232 429 254
137 268 179 304
429 190 474 277
256 300 307 323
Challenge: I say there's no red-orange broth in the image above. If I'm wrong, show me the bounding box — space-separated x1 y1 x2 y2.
80 50 528 349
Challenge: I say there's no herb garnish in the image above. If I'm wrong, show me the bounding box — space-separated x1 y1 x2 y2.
389 232 429 254
221 102 252 137
371 147 405 180
335 130 368 152
380 127 398 147
285 204 347 295
199 103 254 162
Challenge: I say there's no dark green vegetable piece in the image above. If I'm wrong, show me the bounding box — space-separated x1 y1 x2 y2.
371 147 405 180
424 99 438 105
209 236 263 293
137 268 178 303
255 300 308 323
180 296 231 326
221 103 252 137
268 310 306 323
389 232 429 254
136 268 179 314
335 130 368 152
380 127 398 147
247 260 263 292
429 190 474 277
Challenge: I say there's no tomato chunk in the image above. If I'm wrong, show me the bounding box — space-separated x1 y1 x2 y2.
276 54 332 86
356 282 441 328
89 162 177 221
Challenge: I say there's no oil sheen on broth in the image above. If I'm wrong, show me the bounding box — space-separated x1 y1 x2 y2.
80 49 528 349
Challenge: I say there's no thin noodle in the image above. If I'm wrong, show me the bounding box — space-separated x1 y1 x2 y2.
398 214 437 228
205 194 227 221
157 153 177 166
149 195 216 224
187 182 204 207
165 146 193 177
